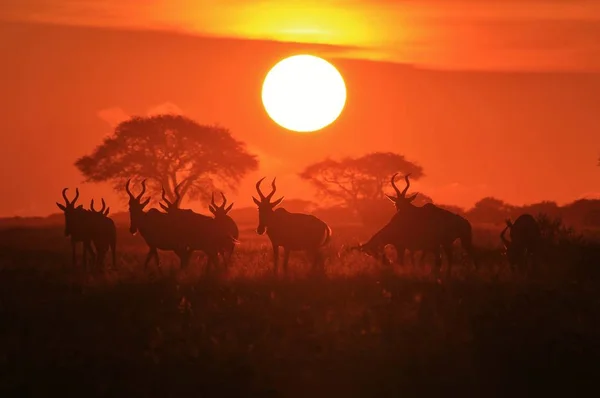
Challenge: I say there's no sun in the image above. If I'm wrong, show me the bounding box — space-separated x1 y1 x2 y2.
261 54 347 133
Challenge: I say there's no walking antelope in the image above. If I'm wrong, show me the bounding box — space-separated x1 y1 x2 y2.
56 188 95 267
158 183 239 269
500 213 541 270
88 198 117 268
356 174 476 277
253 177 332 275
208 192 239 265
126 179 192 268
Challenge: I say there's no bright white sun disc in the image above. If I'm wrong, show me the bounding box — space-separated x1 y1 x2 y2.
261 54 347 133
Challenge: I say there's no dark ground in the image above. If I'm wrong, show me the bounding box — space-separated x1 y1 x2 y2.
1 226 599 397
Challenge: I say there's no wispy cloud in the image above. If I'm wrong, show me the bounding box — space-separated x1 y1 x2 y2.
2 0 600 70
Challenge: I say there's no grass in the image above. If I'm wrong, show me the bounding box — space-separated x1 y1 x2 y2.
1 225 599 397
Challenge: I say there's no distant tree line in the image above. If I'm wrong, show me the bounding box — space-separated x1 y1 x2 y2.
61 113 600 232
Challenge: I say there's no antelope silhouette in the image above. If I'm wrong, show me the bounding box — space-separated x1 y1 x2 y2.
56 188 95 267
253 177 332 275
356 174 476 278
157 182 239 270
208 192 239 266
88 198 117 268
500 213 541 270
126 179 193 268
383 173 431 266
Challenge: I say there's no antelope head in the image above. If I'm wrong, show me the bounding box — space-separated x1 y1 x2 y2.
125 179 151 235
56 187 82 237
252 177 284 235
159 182 183 213
385 173 419 211
209 192 234 218
90 198 110 216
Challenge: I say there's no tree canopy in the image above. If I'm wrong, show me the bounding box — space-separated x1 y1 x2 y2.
299 152 424 207
75 114 258 205
299 152 425 226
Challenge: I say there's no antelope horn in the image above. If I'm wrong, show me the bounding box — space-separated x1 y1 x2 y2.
255 177 266 200
220 192 227 208
90 199 96 212
401 174 411 197
500 225 511 248
266 178 277 201
70 188 80 205
390 173 401 198
211 192 217 208
125 179 135 199
137 179 147 200
61 188 70 204
161 186 172 206
173 181 184 205
100 198 106 213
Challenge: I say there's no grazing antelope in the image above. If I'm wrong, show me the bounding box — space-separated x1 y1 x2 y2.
158 183 239 269
88 198 117 268
356 174 476 277
253 177 332 275
126 179 193 268
56 188 95 267
500 213 541 270
208 192 239 266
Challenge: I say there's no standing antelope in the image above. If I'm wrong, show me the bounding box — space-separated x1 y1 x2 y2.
383 174 429 267
56 188 95 267
208 192 239 266
158 183 239 270
253 177 332 275
500 213 541 270
88 198 117 268
356 174 476 277
126 179 192 268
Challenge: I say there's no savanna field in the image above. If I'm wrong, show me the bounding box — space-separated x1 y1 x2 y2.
1 222 600 397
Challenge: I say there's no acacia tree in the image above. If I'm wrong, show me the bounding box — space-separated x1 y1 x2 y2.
75 114 258 205
299 152 425 225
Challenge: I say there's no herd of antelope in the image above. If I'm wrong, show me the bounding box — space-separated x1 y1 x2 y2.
56 174 542 277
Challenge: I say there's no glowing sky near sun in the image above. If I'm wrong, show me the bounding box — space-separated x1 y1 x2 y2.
2 0 600 71
0 0 600 216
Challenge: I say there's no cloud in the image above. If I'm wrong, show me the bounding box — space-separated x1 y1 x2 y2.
146 102 184 116
97 102 185 127
97 107 130 128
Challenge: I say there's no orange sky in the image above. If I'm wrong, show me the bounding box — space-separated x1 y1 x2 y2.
0 1 599 216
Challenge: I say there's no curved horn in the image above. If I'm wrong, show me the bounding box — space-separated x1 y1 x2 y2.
220 192 227 208
90 199 96 212
255 177 266 200
500 225 511 248
71 188 80 205
100 198 106 213
137 179 147 200
61 188 70 204
401 174 411 197
211 192 217 208
173 181 183 205
125 179 135 199
267 178 277 201
161 186 172 206
390 173 401 198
